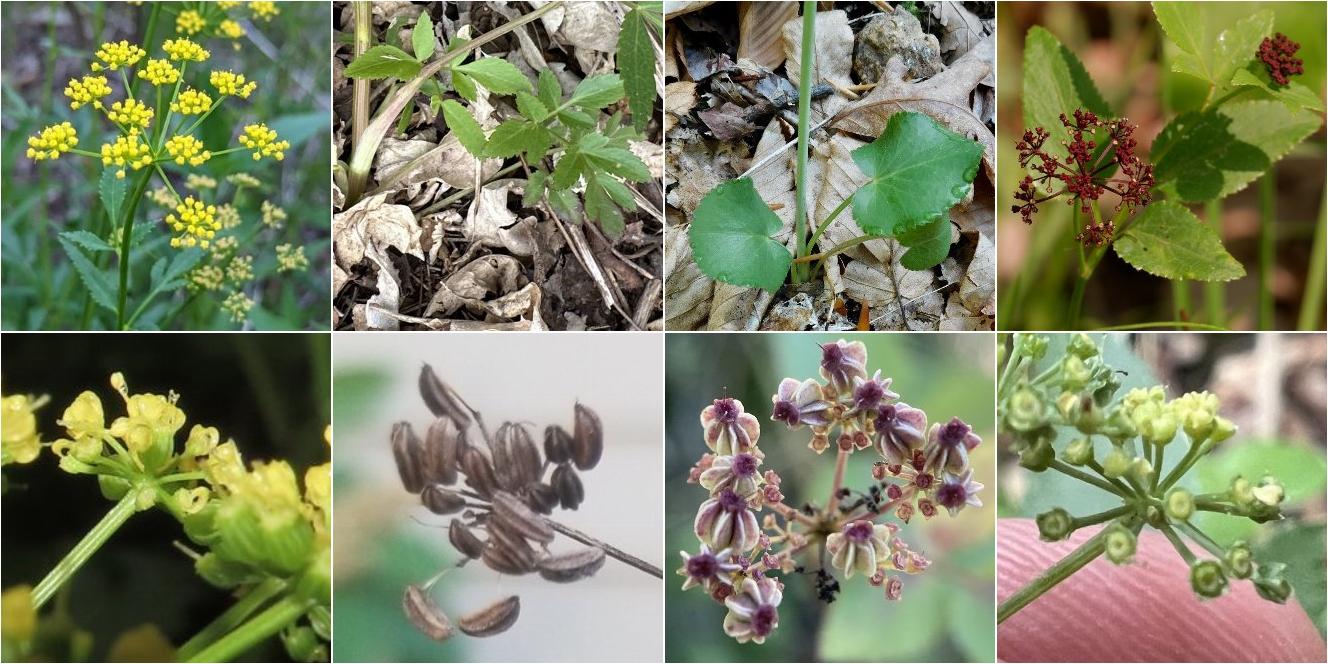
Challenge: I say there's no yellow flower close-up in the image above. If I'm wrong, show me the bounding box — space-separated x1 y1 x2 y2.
166 196 220 249
238 123 290 161
91 39 146 71
64 75 112 110
25 122 78 161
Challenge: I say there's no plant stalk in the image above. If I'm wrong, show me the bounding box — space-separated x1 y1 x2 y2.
998 528 1107 623
32 492 138 610
115 168 156 330
1258 170 1276 329
177 578 286 659
791 0 816 284
351 1 372 145
1298 187 1326 330
185 594 314 663
544 519 663 578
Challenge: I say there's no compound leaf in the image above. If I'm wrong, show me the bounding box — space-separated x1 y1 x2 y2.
1154 3 1272 87
569 73 625 110
483 120 550 160
60 230 113 254
441 100 486 157
345 44 421 80
576 134 650 182
57 234 116 313
516 92 549 121
537 69 562 109
688 178 791 292
1113 201 1244 281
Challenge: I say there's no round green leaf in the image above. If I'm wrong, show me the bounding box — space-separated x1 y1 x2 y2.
1113 201 1245 281
688 178 791 292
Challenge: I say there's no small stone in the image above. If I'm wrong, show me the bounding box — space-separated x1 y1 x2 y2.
853 8 945 83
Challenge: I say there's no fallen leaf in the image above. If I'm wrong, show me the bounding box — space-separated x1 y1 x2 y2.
465 180 535 256
424 254 530 317
333 193 422 270
738 2 798 71
781 10 854 117
542 1 621 53
363 240 401 330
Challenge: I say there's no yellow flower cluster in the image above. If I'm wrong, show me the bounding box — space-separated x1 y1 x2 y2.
51 373 187 466
218 1 240 8
216 203 242 229
186 173 218 190
221 291 253 322
91 40 146 71
2 393 47 465
188 264 225 292
276 244 308 272
138 58 181 86
260 199 287 228
238 124 289 161
170 88 213 115
26 122 78 161
166 197 221 248
219 19 246 40
210 70 257 98
163 37 210 62
250 1 281 20
226 255 255 283
165 135 212 166
65 74 112 110
107 98 154 132
100 133 153 179
149 186 178 208
211 235 239 258
177 10 207 35
227 172 261 188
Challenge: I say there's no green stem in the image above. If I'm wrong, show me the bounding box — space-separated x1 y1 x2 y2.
1094 321 1227 331
1049 459 1128 498
805 193 852 256
1072 504 1135 530
998 529 1108 623
115 168 156 330
177 578 286 660
791 0 816 284
1258 170 1276 330
792 234 889 264
185 594 314 663
1298 188 1326 330
1085 458 1137 496
1204 198 1225 325
1069 246 1107 329
1151 441 1164 492
32 492 138 610
1158 442 1202 493
1173 521 1226 560
1157 522 1197 565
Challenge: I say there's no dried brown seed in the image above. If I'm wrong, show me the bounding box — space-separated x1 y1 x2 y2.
537 547 607 583
449 520 485 559
487 515 540 564
419 364 473 430
403 585 454 641
423 417 462 485
543 425 572 465
481 539 536 575
421 484 467 515
491 491 555 544
525 483 559 515
391 421 425 494
462 447 498 499
571 403 603 470
457 595 520 637
493 423 541 492
551 463 585 510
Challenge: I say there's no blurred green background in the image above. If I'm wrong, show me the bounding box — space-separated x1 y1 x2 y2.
997 332 1328 635
997 1 1327 330
665 333 996 662
1 1 330 330
1 333 330 661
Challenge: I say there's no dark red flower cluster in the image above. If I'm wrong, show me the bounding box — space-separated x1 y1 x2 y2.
1258 33 1303 86
1011 109 1155 246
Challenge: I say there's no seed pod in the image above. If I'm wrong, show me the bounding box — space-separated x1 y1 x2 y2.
419 364 473 430
421 484 466 515
493 423 541 491
391 421 425 494
449 520 485 559
457 595 520 637
462 447 498 499
423 417 462 485
537 547 607 583
543 425 572 464
491 491 555 544
571 403 603 470
403 585 454 641
551 463 585 510
481 539 536 575
525 483 559 515
486 515 540 567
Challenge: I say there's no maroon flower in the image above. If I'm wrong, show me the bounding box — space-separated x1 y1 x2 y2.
679 544 739 591
701 397 761 455
873 402 927 465
695 488 761 552
935 469 984 516
851 370 899 413
1259 33 1303 86
923 416 981 474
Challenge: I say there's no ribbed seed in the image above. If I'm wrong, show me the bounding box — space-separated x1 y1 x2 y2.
537 547 607 583
403 585 454 641
492 491 555 544
423 417 462 485
449 520 485 559
462 447 498 499
457 595 520 637
493 423 541 492
551 463 585 510
571 403 603 470
543 425 571 464
421 484 466 515
419 364 473 429
481 538 536 575
525 483 559 515
391 421 425 494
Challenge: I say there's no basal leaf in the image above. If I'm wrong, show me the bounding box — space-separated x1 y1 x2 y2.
538 69 562 109
60 230 113 254
1154 3 1272 86
688 178 791 292
618 7 656 130
452 58 531 94
849 111 982 236
550 151 585 190
568 73 625 110
345 44 421 79
598 176 637 209
412 12 435 62
1152 99 1322 201
1023 26 1111 157
57 234 117 312
895 216 953 271
557 108 596 131
516 92 549 121
99 167 125 224
441 100 486 156
1113 201 1244 281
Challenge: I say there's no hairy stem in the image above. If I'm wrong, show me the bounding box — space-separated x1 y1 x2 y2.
32 492 138 610
998 528 1107 623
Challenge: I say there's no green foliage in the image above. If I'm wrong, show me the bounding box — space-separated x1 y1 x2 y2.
57 233 117 313
411 11 434 62
617 3 661 130
1022 26 1112 159
451 58 531 95
1154 3 1273 88
344 44 421 79
896 216 953 271
687 178 792 292
1113 201 1245 281
439 100 485 156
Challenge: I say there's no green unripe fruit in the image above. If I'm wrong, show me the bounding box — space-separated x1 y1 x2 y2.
1061 355 1091 390
1210 416 1237 444
1018 433 1055 472
1252 562 1292 603
1190 559 1228 599
1015 333 1048 360
1230 475 1255 507
1006 387 1046 432
1036 507 1073 542
1129 457 1154 486
1067 332 1099 359
1165 487 1195 521
1102 446 1130 479
1103 523 1136 564
1226 541 1254 580
1062 437 1094 466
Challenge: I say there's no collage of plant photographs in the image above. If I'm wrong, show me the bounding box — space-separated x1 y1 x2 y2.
0 1 1325 664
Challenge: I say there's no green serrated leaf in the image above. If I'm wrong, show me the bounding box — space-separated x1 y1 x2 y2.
345 44 421 80
452 70 476 101
523 170 547 208
516 92 549 121
412 12 435 62
1113 201 1244 281
568 73 624 110
60 230 114 253
538 69 562 109
1154 3 1272 87
576 134 651 182
1231 68 1326 112
57 235 117 313
551 152 585 190
849 111 982 236
1023 26 1111 158
1152 99 1322 201
618 8 656 130
453 58 531 94
99 167 126 224
585 174 625 237
599 176 637 209
557 108 596 131
896 216 953 270
688 178 791 292
441 100 487 156
483 120 550 160
548 187 580 219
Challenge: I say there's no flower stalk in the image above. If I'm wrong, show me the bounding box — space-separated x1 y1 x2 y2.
31 491 139 610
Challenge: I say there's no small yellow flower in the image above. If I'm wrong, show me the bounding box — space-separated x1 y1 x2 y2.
219 19 246 40
171 88 213 116
165 135 212 166
0 586 36 642
218 0 241 8
166 197 221 249
210 70 257 98
137 58 181 86
26 122 78 161
173 486 212 515
106 98 154 131
226 172 261 188
305 462 330 515
100 133 153 179
149 186 178 208
65 75 112 110
238 123 290 161
162 37 210 62
203 440 246 488
216 203 242 229
108 372 187 458
211 235 239 257
1 394 46 465
186 173 218 190
250 1 280 21
188 264 226 292
221 291 254 322
226 255 255 283
91 40 146 72
176 9 207 35
260 199 287 228
276 244 308 272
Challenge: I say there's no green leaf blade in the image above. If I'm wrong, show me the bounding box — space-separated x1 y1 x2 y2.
896 216 953 271
441 100 487 157
1113 201 1245 281
1022 26 1111 156
57 235 117 313
569 73 625 110
618 8 656 130
688 178 791 292
99 167 126 224
453 58 531 94
345 45 421 80
483 120 550 160
412 12 435 62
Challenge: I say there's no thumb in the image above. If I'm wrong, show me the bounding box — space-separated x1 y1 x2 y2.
998 518 1325 662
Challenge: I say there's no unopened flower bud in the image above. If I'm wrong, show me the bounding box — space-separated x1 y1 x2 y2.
1209 416 1237 444
1230 475 1255 507
1062 437 1094 466
1056 391 1077 420
1252 561 1292 603
1225 541 1254 579
1190 559 1228 599
1164 487 1194 521
1129 457 1153 486
1060 355 1091 390
1252 476 1284 507
1143 411 1178 446
1036 507 1073 541
1005 387 1045 432
1014 333 1048 360
1102 446 1130 478
1067 333 1098 359
1181 408 1214 443
1017 432 1054 472
1103 522 1136 564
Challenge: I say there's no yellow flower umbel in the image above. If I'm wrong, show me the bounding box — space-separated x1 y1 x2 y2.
188 265 226 292
221 292 253 322
186 173 218 190
108 372 187 470
227 172 261 189
162 37 210 62
101 133 153 179
238 124 290 161
170 88 213 115
2 393 48 465
210 70 257 98
165 135 212 166
216 203 242 229
26 123 78 161
219 19 246 41
137 59 181 86
176 10 207 35
260 199 287 228
91 40 146 72
226 255 255 283
166 197 220 249
276 244 308 272
250 1 281 20
65 75 112 110
106 98 154 132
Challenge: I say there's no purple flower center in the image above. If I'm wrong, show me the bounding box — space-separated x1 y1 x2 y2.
844 520 874 543
936 480 967 510
717 489 745 513
686 552 719 579
751 603 778 637
821 343 844 369
854 380 885 410
771 399 800 425
913 472 934 490
939 417 970 447
877 404 897 427
732 453 759 477
712 398 739 423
